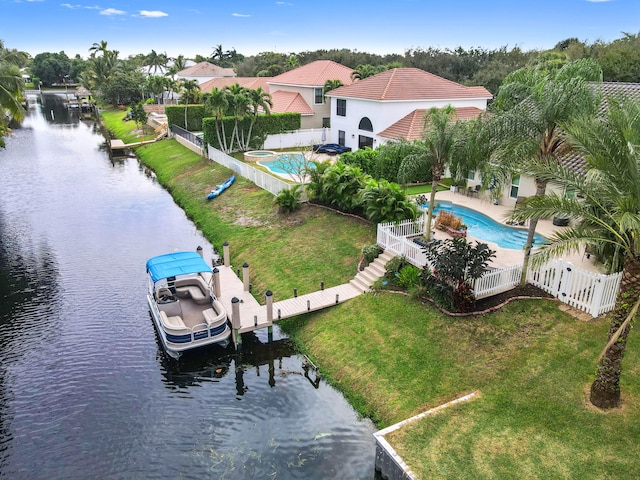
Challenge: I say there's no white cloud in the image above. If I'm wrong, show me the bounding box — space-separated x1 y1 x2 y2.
138 10 168 18
276 2 294 5
232 13 251 17
100 8 126 15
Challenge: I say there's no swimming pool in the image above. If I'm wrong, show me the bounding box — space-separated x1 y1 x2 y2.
421 201 547 250
259 153 317 175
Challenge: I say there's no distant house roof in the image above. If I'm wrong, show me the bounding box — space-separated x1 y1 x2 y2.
177 61 236 78
326 68 493 101
270 90 314 115
199 77 272 94
269 60 354 87
378 107 485 140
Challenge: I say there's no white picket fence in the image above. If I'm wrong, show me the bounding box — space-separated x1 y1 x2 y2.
207 146 293 196
377 219 622 317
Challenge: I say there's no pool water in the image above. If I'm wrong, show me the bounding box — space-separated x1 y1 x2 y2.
259 153 316 175
422 201 547 250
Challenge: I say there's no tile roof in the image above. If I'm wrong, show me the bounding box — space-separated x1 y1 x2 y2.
270 90 314 115
199 77 272 94
269 60 354 87
325 68 493 101
378 107 485 140
178 61 236 78
561 82 640 175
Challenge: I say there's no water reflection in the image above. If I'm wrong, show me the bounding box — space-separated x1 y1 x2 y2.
0 94 377 479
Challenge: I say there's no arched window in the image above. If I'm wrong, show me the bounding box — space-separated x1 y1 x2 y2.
358 117 373 132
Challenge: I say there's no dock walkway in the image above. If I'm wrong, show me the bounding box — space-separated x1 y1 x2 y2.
215 250 393 335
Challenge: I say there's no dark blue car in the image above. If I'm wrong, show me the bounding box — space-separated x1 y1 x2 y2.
312 143 352 155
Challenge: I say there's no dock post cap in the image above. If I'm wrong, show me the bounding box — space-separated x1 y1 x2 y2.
231 297 240 303
213 267 219 273
223 241 229 246
243 262 249 268
265 290 273 296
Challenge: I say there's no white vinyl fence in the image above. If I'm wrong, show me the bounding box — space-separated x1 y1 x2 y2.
263 128 328 150
207 146 294 196
377 219 622 317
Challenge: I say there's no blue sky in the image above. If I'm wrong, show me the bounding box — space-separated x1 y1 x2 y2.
2 0 638 59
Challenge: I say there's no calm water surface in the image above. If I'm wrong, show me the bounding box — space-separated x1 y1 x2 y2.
0 95 376 479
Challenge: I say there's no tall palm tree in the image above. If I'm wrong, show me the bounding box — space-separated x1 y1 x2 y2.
243 87 272 150
225 84 250 152
511 96 640 410
492 59 602 284
145 50 168 75
88 40 109 58
179 79 200 129
204 87 230 152
398 105 458 240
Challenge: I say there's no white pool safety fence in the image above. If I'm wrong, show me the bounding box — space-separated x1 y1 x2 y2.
377 218 622 318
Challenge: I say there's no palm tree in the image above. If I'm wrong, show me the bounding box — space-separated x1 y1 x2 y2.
511 96 640 409
323 79 343 100
170 55 188 72
492 59 602 284
204 87 230 152
225 84 250 152
88 40 109 58
243 87 272 150
0 41 27 148
145 50 168 75
285 55 299 71
398 105 458 240
350 64 380 81
179 79 200 129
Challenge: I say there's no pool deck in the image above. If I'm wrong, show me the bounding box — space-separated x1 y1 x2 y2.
431 189 604 273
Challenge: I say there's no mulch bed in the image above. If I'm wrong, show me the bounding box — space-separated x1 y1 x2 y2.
473 284 555 311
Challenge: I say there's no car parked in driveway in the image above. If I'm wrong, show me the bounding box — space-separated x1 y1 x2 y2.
312 143 352 155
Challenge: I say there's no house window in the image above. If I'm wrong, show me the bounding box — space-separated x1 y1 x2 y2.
314 87 323 105
358 117 373 132
509 175 520 198
338 130 346 146
322 117 330 128
467 170 476 181
337 99 346 117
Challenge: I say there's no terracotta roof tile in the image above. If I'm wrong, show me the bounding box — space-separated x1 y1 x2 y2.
178 61 236 78
269 60 354 87
326 68 492 101
200 77 272 94
270 90 314 115
378 107 485 141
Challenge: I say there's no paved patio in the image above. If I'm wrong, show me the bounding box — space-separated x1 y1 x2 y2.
429 189 605 273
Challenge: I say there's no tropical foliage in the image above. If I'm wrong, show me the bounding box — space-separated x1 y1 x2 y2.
0 40 27 148
422 238 495 312
490 59 602 283
274 185 303 214
510 96 640 409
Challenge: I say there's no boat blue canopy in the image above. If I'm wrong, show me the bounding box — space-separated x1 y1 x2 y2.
146 251 212 283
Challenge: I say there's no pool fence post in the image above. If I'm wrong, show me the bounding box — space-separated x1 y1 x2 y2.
242 263 250 291
223 242 230 267
196 245 203 258
231 297 242 350
265 290 273 342
212 267 221 298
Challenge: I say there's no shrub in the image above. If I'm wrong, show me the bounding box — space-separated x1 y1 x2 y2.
396 265 422 289
435 210 464 231
362 244 382 266
274 185 302 214
384 256 411 284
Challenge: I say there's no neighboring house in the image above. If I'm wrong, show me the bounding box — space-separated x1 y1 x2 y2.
494 82 640 207
176 62 236 84
267 60 355 129
324 68 492 150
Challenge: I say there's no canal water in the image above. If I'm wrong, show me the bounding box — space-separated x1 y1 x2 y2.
0 95 376 479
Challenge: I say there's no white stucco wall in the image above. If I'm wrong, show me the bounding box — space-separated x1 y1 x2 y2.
327 96 489 150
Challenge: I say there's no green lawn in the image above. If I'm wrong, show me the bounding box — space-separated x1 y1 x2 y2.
102 109 640 479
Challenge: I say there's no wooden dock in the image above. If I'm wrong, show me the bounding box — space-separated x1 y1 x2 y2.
214 250 392 335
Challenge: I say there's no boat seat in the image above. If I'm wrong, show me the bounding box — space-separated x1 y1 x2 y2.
175 277 210 305
159 310 186 330
203 307 223 325
156 287 176 303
